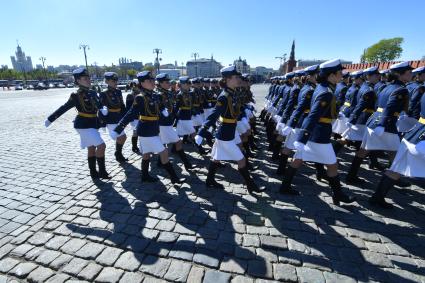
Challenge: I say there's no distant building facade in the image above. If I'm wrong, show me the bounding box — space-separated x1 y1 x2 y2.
234 57 250 74
186 57 222 77
11 44 33 72
119 57 143 71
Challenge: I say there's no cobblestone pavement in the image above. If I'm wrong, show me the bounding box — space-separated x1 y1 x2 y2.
0 85 424 283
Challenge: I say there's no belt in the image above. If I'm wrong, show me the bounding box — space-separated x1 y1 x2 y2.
207 100 216 103
344 102 351 107
304 109 310 114
363 109 375 113
78 112 97 118
319 117 332 123
180 106 191 110
377 107 399 116
219 116 237 124
109 108 121 113
419 117 425 124
139 115 159 121
193 104 200 107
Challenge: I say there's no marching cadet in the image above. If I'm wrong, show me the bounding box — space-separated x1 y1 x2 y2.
369 89 425 208
155 73 194 171
44 68 110 179
126 78 141 153
349 62 413 187
169 79 178 96
276 65 320 176
375 70 388 94
175 76 207 154
279 59 356 206
191 78 204 131
112 71 185 184
196 66 265 195
334 70 350 114
99 72 128 162
202 78 216 121
407 66 425 120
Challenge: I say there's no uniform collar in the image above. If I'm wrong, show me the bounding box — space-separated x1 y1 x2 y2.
141 87 154 96
107 86 116 91
78 85 90 92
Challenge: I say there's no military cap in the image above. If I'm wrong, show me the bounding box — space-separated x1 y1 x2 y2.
319 59 344 75
350 70 363 79
202 78 210 83
285 72 295 79
179 76 190 84
220 65 241 78
104 72 118 80
137 71 153 81
155 73 170 82
363 66 379 76
72 68 89 79
304 64 319 75
295 70 305 77
389 61 413 72
191 77 201 84
412 66 425 75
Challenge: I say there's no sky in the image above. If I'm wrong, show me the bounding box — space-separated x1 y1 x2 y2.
2 0 425 70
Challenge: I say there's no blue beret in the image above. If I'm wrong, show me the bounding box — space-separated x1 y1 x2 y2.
319 59 344 75
389 61 413 72
155 73 170 82
104 72 118 80
72 68 89 79
363 66 379 76
412 66 425 75
137 71 153 81
179 76 190 84
220 65 241 78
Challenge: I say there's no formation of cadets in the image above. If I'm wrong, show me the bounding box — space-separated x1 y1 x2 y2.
261 59 425 208
45 59 425 207
45 65 264 195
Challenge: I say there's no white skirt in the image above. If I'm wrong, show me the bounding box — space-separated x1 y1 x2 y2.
342 124 366 141
177 120 195 136
361 128 400 151
211 138 244 161
237 121 249 135
332 116 348 134
192 114 203 127
106 124 126 139
139 136 165 154
130 119 139 130
245 108 254 119
159 126 180 144
390 139 425 178
284 128 300 150
76 128 104 149
294 141 337 165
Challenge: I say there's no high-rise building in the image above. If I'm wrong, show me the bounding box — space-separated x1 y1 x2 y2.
118 57 143 71
186 56 222 78
234 57 250 74
11 44 33 72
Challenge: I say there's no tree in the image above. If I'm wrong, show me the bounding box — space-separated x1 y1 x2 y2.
362 37 404 63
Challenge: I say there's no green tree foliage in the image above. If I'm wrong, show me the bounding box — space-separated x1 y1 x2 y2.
361 37 404 63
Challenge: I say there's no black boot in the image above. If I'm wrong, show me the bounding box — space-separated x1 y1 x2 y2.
329 175 356 205
196 144 208 155
206 162 224 189
368 151 387 171
170 143 177 154
88 156 99 179
271 141 282 161
177 149 194 171
238 166 265 195
162 161 186 184
279 166 300 195
131 136 140 153
182 135 189 144
331 140 344 155
315 163 329 183
276 154 289 175
156 156 163 168
394 178 411 188
243 142 254 158
369 175 395 209
96 157 111 179
248 134 259 150
115 143 128 162
345 156 365 184
141 159 158 182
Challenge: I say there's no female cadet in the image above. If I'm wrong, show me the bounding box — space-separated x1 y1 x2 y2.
369 91 425 208
99 72 128 162
112 71 185 184
279 59 356 206
346 62 413 185
196 66 265 195
45 68 110 179
155 73 194 171
126 79 141 153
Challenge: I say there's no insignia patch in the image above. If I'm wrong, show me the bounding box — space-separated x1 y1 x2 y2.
321 101 327 107
216 102 222 106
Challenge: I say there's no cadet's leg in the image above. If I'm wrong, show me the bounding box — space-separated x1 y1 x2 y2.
369 170 400 209
175 140 194 170
95 143 110 179
280 158 302 195
326 163 355 205
237 157 265 195
115 134 128 162
160 149 185 184
87 146 98 178
346 148 369 184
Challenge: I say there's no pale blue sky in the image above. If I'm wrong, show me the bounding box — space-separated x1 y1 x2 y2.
2 0 424 69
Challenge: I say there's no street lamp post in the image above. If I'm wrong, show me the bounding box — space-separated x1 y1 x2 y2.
79 44 90 71
39 56 47 82
153 48 162 74
191 52 199 77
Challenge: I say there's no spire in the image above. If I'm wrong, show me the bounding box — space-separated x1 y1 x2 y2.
289 40 295 61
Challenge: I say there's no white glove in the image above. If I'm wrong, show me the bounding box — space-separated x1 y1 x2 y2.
294 141 305 151
416 141 425 157
194 135 204 146
208 127 213 133
282 126 292 136
208 103 212 107
100 106 108 116
351 124 359 131
346 121 353 129
44 119 52 128
338 113 344 119
373 126 385 136
161 109 169 117
110 130 119 140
